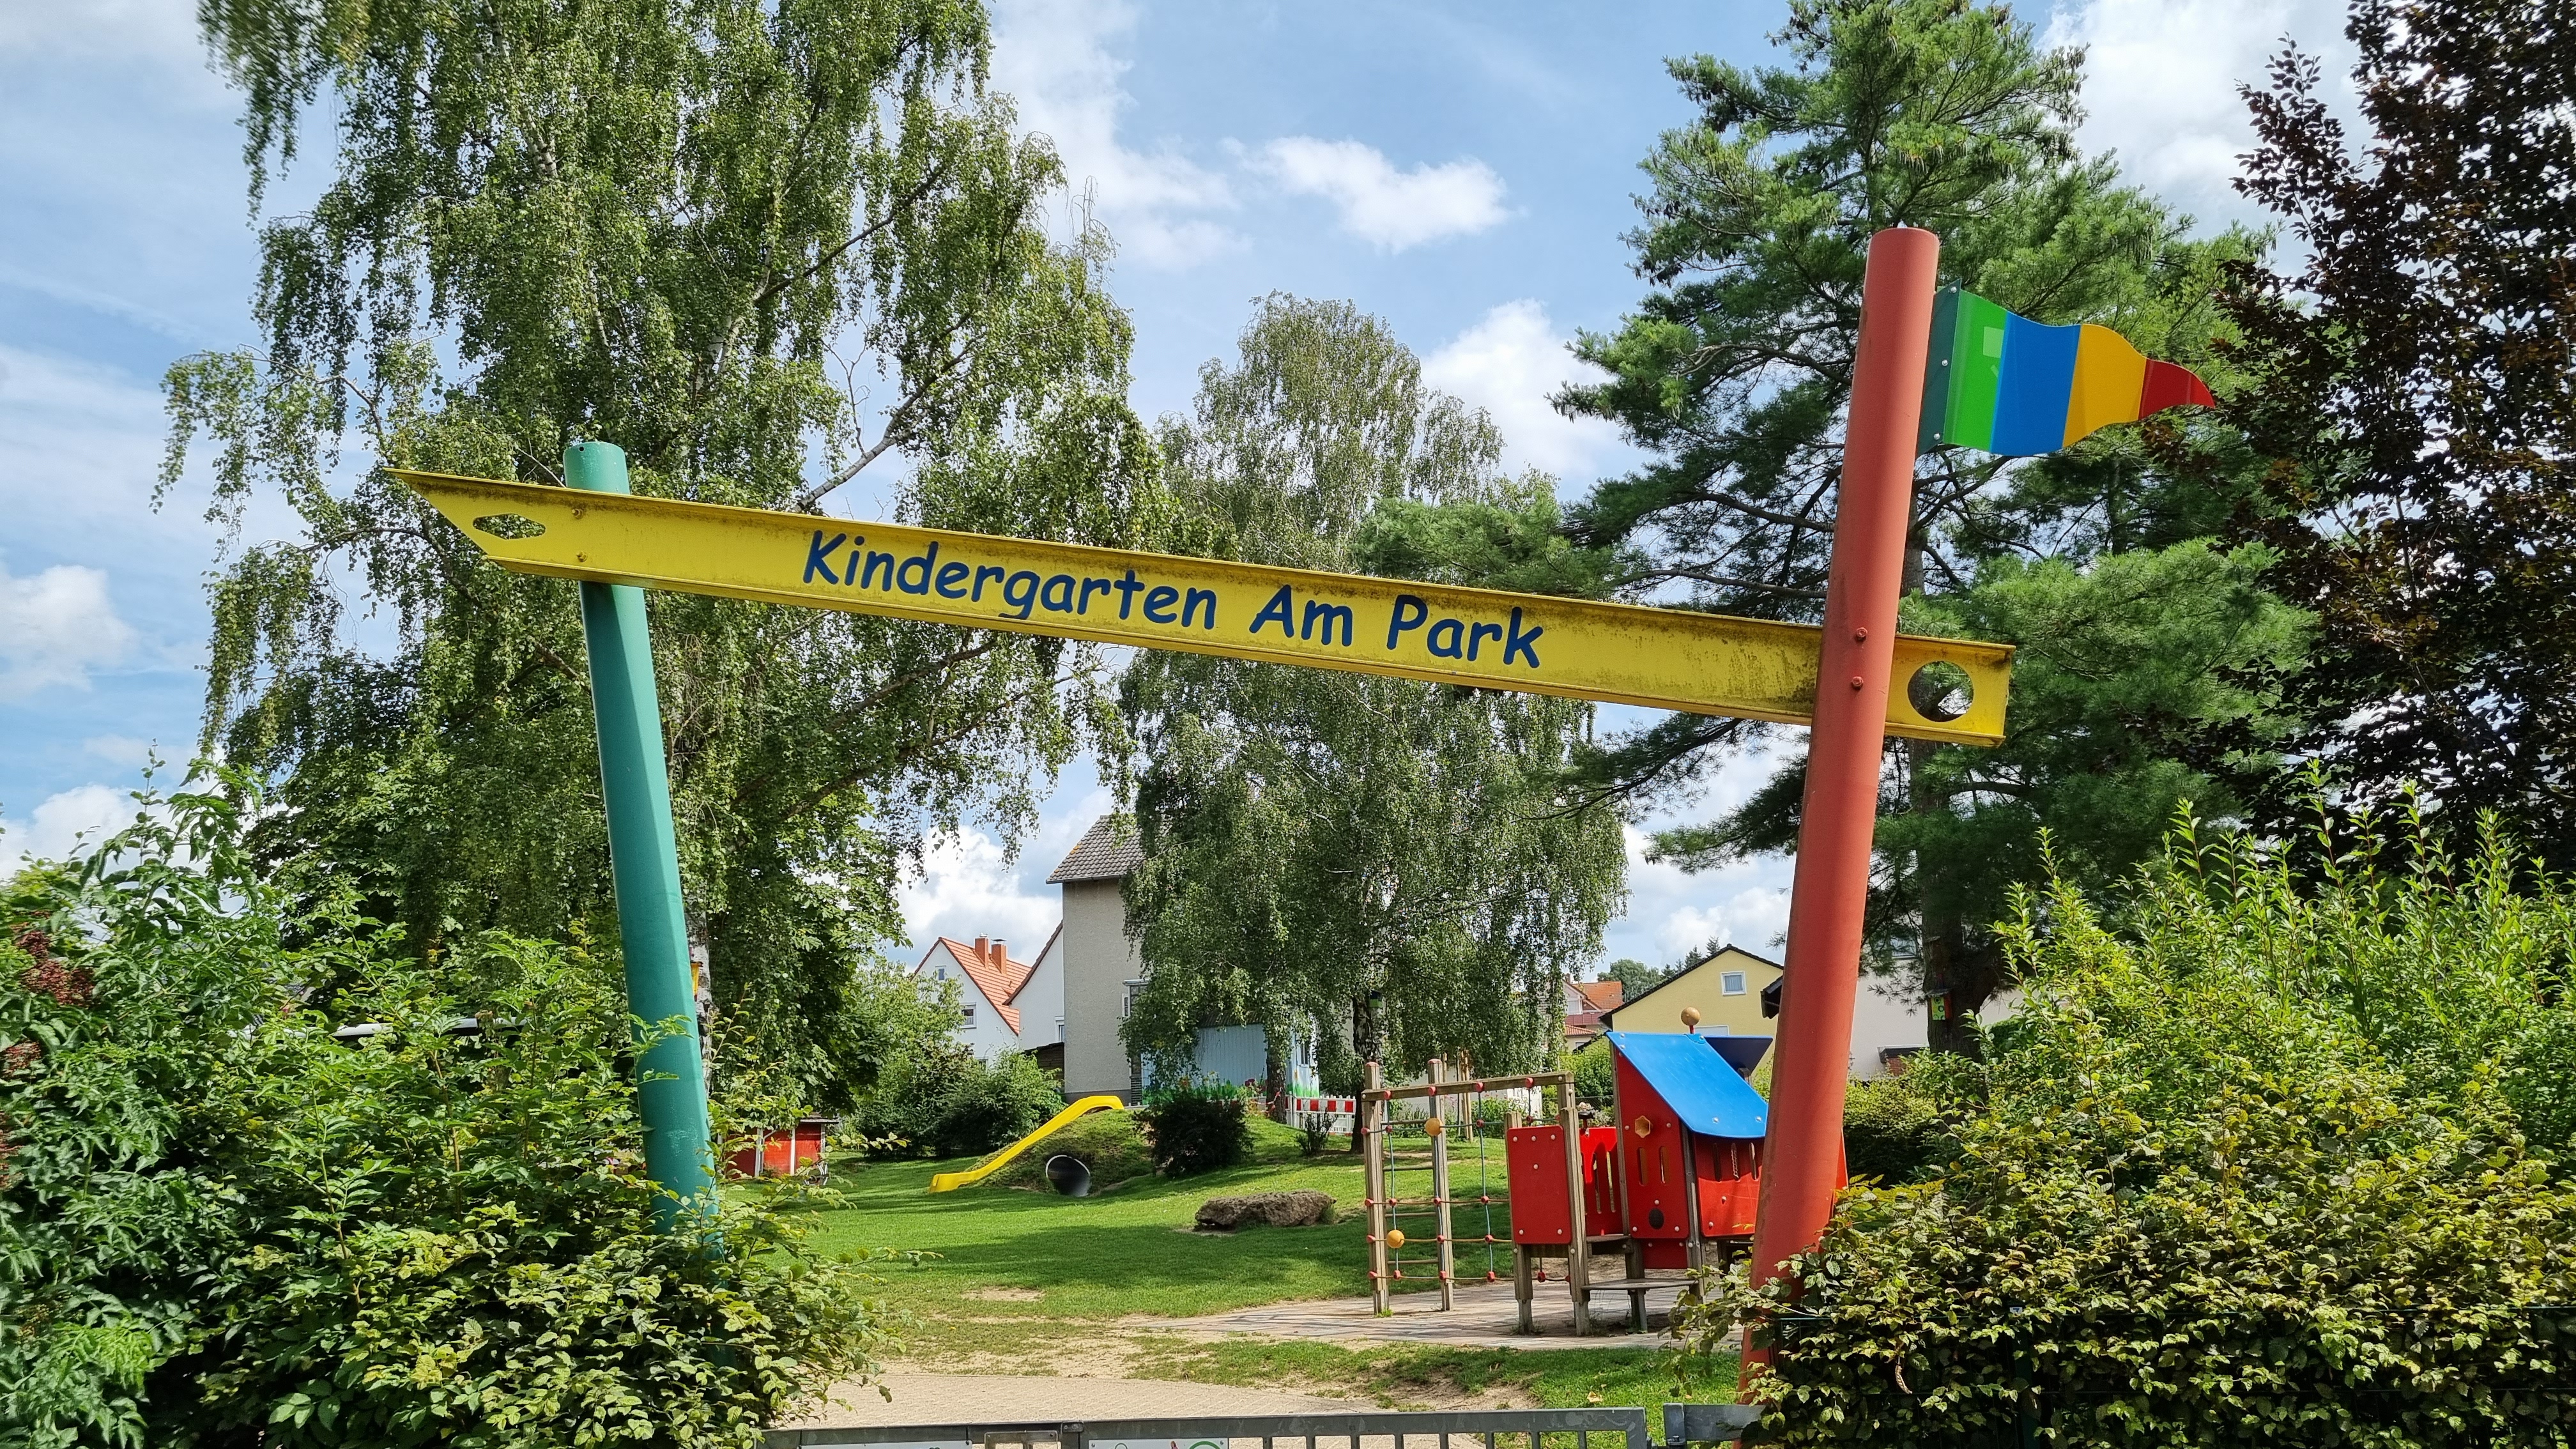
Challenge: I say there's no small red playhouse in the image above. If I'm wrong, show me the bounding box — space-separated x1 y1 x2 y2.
1505 1031 1795 1331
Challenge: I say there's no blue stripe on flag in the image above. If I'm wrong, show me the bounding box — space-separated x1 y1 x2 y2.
1988 313 2080 456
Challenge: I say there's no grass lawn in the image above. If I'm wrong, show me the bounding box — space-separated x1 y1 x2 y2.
790 1131 1386 1321
756 1116 1740 1411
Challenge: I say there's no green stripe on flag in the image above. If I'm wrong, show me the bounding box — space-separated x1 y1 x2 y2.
1946 291 2009 451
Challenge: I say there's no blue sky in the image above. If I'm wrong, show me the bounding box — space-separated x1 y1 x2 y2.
0 0 2352 971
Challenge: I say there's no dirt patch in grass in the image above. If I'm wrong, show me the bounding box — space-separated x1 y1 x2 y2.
1124 1335 1725 1414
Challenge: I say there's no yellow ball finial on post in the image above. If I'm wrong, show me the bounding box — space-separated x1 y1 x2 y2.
1680 1005 1703 1029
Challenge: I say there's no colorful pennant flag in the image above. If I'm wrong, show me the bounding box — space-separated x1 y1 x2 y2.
1917 289 2215 456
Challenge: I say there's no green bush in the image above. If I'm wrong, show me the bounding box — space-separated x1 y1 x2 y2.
1837 1075 1946 1185
0 781 880 1449
1676 806 2576 1447
854 1041 1063 1159
989 1109 1152 1189
1841 1053 1984 1185
1570 1038 1616 1107
1137 1080 1252 1176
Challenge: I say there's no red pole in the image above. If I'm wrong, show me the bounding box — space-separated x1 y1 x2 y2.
1743 227 1942 1368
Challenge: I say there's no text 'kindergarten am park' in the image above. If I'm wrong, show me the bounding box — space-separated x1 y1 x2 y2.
797 527 1547 668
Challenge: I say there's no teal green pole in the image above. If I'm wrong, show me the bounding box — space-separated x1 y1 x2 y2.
564 440 714 1233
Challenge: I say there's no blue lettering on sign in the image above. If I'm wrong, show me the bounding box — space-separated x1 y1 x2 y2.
896 542 939 595
1249 585 1297 638
1504 607 1543 667
804 530 848 585
786 542 1544 672
1386 594 1429 648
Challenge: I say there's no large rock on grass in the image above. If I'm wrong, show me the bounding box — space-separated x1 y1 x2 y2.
1195 1190 1336 1230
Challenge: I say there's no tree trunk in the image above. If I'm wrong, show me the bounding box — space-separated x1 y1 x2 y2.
1264 1019 1291 1123
1920 912 2007 1057
1348 991 1379 1151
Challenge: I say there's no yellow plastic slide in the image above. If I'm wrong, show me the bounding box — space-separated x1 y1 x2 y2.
927 1094 1126 1193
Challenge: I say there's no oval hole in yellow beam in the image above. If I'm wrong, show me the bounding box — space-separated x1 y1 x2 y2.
1906 659 1974 723
471 513 546 540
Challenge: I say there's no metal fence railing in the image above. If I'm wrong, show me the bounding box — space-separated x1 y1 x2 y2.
767 1402 1761 1449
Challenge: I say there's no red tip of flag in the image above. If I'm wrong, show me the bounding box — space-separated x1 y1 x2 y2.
2141 359 2215 416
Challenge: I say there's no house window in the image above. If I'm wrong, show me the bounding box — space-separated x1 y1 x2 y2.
961 1005 976 1027
1721 971 1747 995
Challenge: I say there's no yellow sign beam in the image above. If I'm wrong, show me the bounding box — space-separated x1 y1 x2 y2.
394 470 2011 744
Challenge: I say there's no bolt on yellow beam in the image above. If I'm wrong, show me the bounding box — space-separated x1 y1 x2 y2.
394 470 2011 745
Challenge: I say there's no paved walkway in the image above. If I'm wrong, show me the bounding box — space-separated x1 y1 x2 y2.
1149 1277 1691 1350
785 1372 1356 1429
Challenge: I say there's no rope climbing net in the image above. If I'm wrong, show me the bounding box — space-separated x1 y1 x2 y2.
1360 1057 1570 1315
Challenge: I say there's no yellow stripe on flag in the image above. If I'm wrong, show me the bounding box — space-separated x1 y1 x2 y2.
2063 324 2150 448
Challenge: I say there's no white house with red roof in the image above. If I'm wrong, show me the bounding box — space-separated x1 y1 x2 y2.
911 928 1064 1066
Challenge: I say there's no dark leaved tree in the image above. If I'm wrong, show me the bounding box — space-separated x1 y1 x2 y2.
2227 0 2576 859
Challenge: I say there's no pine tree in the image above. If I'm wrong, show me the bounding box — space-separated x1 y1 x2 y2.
1558 0 2307 1045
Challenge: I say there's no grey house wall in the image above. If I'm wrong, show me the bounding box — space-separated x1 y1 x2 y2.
1058 877 1142 1101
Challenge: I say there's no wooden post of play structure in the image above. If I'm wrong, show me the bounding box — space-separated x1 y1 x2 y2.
1557 1071 1590 1336
1745 226 1943 1365
1428 1058 1455 1311
1363 1060 1390 1315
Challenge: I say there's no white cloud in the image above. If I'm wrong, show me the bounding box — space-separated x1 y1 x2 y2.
1590 727 1802 971
0 783 135 878
1254 137 1509 251
82 734 161 768
1619 824 1795 962
2048 0 2357 226
989 0 1240 269
0 559 136 693
0 0 210 76
895 826 1068 966
1422 300 1627 480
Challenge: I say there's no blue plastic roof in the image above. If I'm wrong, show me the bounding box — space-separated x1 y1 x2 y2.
1608 1031 1770 1138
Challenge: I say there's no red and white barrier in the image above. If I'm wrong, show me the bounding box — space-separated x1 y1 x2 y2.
1288 1094 1356 1122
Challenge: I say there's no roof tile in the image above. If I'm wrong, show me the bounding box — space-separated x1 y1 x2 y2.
1047 814 1143 882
